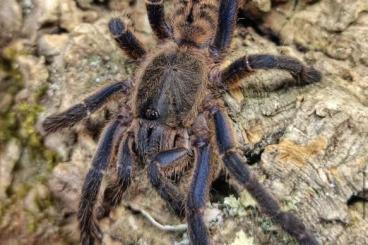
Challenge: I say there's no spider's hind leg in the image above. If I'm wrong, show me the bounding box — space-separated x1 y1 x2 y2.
220 54 322 88
210 0 239 60
211 109 319 245
145 0 172 40
109 18 146 60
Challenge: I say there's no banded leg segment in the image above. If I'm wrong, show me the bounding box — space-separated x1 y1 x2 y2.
212 109 319 245
109 18 146 60
148 148 188 216
186 140 212 245
42 80 132 133
221 54 322 86
77 114 131 245
145 0 172 39
97 134 135 219
210 0 239 60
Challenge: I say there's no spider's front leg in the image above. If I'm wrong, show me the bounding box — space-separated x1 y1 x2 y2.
42 80 132 133
96 133 135 220
148 145 189 217
77 108 132 245
184 115 214 245
211 108 319 245
186 140 212 245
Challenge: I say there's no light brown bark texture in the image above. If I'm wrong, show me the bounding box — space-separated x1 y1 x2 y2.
0 0 367 244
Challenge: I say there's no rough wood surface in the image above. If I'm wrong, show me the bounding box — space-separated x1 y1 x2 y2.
0 0 367 244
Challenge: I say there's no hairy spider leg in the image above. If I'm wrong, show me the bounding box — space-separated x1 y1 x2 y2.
212 109 319 245
145 0 172 40
210 0 239 60
221 54 322 86
42 80 132 133
186 138 212 245
148 147 189 217
78 112 132 245
109 18 146 60
97 134 135 220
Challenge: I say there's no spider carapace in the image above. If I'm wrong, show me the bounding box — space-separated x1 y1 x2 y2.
137 51 205 126
42 0 322 244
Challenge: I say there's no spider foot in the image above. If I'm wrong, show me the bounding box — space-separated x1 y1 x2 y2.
276 212 319 245
108 18 146 60
295 66 322 85
96 205 109 220
95 183 124 220
80 219 103 245
42 80 132 134
42 103 87 133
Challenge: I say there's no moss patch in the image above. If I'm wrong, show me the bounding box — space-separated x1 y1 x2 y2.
0 44 60 237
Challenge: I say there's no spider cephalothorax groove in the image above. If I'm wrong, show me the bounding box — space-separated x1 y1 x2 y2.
43 0 322 244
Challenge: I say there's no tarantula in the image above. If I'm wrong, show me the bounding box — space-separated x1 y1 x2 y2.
43 0 322 244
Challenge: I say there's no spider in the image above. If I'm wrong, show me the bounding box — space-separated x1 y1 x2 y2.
42 0 322 244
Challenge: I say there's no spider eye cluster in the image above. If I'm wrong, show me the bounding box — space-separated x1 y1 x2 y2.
145 108 160 120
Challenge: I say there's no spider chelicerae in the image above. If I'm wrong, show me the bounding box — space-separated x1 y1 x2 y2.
43 0 322 244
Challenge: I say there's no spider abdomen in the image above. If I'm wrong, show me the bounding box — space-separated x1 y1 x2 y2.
135 50 206 127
